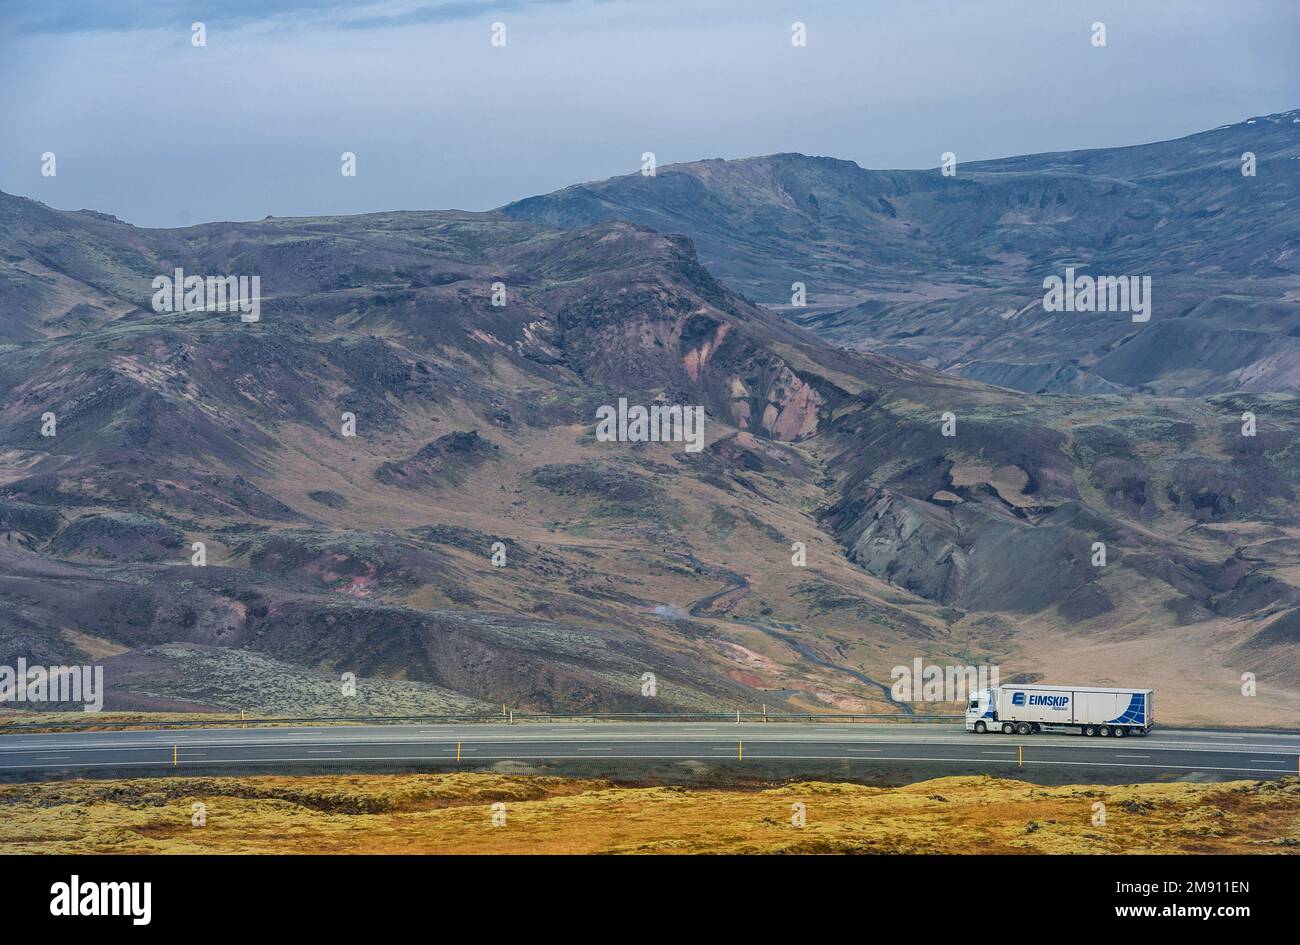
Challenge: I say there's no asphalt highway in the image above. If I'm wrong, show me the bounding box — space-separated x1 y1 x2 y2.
1 722 1298 780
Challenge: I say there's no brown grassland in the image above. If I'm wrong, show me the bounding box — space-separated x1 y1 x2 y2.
1 772 1297 854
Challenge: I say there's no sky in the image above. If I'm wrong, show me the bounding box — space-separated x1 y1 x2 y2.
1 0 1297 227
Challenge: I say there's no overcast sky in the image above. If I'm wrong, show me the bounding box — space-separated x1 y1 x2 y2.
2 0 1297 227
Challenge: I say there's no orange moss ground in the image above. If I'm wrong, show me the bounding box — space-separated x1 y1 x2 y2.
2 772 1298 854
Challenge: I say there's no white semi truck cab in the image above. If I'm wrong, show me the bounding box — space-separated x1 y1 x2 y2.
965 684 1153 737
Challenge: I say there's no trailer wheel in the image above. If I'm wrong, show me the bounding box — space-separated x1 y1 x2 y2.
1113 726 1125 738
1083 725 1097 737
1015 722 1032 735
1002 723 1015 735
1099 725 1111 737
974 721 987 733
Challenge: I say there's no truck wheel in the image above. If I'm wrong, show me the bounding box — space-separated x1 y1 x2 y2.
1015 722 1032 735
974 721 987 733
1002 723 1015 735
1099 726 1111 737
1083 725 1096 737
1113 726 1125 738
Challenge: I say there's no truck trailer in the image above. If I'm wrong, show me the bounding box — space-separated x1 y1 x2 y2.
965 684 1153 737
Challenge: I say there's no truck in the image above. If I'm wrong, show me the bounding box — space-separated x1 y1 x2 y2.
965 684 1153 737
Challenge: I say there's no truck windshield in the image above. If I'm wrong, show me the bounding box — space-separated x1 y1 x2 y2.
967 699 979 709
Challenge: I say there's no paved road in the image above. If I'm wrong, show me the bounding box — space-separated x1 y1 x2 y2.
1 723 1298 779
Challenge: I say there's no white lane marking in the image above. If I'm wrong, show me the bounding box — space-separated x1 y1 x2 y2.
6 729 1299 757
4 734 1299 757
306 749 341 754
577 747 612 752
1249 759 1286 765
845 748 879 753
0 734 891 748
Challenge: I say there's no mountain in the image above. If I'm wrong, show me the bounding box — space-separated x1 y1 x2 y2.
503 110 1300 397
1 187 1299 725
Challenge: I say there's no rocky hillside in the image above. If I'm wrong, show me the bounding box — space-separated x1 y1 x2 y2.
504 111 1300 397
1 189 1298 723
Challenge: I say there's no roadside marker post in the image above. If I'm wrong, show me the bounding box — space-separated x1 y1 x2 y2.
173 745 177 767
738 740 743 762
456 740 461 762
1018 745 1023 767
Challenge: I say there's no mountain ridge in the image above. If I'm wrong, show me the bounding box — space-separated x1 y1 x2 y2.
1 153 1299 724
503 110 1300 398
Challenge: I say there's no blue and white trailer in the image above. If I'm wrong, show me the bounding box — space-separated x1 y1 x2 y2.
965 684 1153 737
